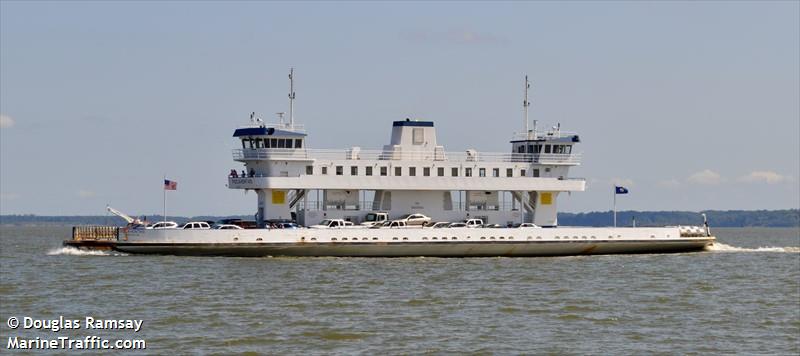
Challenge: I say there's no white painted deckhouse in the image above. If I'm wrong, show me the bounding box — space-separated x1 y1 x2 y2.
229 116 584 228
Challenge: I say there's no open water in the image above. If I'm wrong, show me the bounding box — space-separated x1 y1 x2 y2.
0 226 798 354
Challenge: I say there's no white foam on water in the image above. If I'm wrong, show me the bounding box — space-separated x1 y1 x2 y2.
46 247 125 256
706 242 800 253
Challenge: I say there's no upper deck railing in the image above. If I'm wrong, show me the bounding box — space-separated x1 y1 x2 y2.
232 148 581 165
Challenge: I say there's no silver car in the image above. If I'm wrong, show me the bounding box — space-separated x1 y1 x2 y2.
397 213 432 226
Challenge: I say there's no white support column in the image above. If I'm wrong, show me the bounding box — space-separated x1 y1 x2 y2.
256 189 267 226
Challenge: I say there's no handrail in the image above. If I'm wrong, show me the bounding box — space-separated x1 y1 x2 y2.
72 226 119 241
232 148 581 164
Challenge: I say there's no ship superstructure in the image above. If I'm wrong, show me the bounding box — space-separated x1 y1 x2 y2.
229 73 584 228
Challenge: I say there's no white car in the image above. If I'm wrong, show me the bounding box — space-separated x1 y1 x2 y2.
397 213 431 226
214 224 243 230
429 222 451 228
147 221 178 229
181 221 211 229
516 223 540 228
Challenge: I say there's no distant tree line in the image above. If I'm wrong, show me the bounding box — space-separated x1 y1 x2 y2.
1 210 797 227
557 210 799 227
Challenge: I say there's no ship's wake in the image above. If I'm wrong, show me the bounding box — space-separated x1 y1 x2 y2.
47 247 126 256
706 242 800 253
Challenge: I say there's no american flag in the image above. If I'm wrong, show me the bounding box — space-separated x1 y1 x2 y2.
164 179 177 190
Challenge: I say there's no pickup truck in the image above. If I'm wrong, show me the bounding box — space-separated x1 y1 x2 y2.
360 212 389 227
463 219 484 228
309 219 356 229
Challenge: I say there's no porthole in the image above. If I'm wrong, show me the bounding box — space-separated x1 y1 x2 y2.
432 237 438 240
650 235 656 238
393 237 398 240
581 236 587 239
332 238 338 241
480 237 486 240
509 236 514 240
536 236 542 240
490 236 496 240
402 237 408 240
342 238 348 241
527 236 532 240
311 237 317 241
256 238 263 241
452 237 457 240
362 237 368 241
555 236 560 239
422 237 428 240
233 237 239 241
372 237 378 241
499 236 505 240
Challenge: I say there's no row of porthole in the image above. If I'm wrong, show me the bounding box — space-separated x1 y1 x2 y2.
246 235 649 243
553 236 597 240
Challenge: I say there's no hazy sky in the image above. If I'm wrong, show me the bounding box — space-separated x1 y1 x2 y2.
1 1 798 216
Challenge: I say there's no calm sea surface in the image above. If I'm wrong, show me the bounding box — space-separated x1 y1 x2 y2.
1 227 798 354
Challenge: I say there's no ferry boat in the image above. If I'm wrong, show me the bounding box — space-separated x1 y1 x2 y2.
64 71 715 256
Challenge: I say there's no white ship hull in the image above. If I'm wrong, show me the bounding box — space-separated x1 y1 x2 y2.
68 226 715 257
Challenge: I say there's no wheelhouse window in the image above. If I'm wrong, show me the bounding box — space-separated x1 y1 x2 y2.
322 167 328 175
465 168 472 177
366 166 373 176
423 167 431 176
306 166 313 175
527 145 534 153
409 167 416 176
479 168 486 177
395 167 402 176
351 166 358 176
255 139 263 148
521 169 526 177
451 168 458 177
544 145 551 153
336 166 343 176
507 168 513 177
295 139 303 148
437 167 445 177
533 169 540 177
492 168 499 177
380 167 388 176
565 145 572 154
271 138 278 148
277 139 286 148
518 146 525 153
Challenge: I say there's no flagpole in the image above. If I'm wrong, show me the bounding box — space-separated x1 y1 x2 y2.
613 186 617 228
163 175 167 224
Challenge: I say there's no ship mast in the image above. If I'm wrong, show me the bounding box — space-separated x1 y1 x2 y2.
523 75 532 139
288 68 296 130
